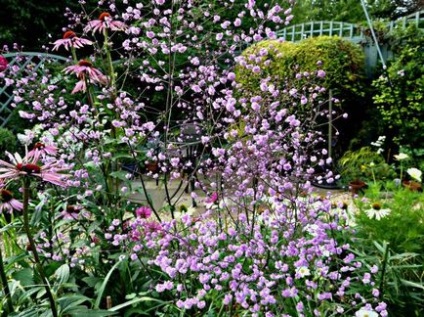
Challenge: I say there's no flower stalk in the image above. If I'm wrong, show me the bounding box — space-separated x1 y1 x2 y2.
22 178 58 317
0 244 14 315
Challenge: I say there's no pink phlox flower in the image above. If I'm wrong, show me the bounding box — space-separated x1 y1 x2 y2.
0 179 23 213
145 221 162 232
85 12 127 34
52 30 93 51
205 192 218 204
64 60 108 93
136 206 152 219
204 192 219 209
0 55 8 72
0 151 70 187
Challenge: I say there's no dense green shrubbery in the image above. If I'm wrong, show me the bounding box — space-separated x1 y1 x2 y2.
0 127 17 159
237 35 365 97
338 146 396 184
372 26 424 159
352 185 424 316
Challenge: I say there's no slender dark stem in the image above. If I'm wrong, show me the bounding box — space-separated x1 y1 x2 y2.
22 178 58 317
0 242 14 315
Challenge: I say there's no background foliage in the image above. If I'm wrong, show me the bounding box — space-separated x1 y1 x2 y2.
372 26 424 163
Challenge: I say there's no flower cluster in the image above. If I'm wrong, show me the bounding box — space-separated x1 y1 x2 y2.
110 190 385 316
0 0 389 316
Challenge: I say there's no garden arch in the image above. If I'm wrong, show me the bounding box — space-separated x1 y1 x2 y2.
277 10 424 76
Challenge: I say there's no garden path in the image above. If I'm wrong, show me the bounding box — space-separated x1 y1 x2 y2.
127 177 357 220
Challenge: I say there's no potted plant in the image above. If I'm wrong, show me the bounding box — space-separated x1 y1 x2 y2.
338 146 396 188
402 167 423 192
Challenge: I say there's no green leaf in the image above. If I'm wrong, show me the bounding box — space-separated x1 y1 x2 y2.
109 171 132 181
58 295 92 314
83 276 102 288
68 308 117 317
108 296 164 312
55 263 70 284
400 279 424 290
94 260 122 309
12 268 34 286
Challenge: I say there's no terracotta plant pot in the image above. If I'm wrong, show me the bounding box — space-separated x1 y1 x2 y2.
402 180 423 192
349 180 367 195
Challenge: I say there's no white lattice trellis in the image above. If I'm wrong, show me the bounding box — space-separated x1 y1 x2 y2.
0 52 69 128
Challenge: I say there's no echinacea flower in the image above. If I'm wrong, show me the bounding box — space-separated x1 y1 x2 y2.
0 189 23 213
365 202 390 220
0 55 8 72
407 167 422 182
28 142 58 158
0 152 69 187
64 60 108 93
59 205 82 220
394 153 409 161
0 185 23 213
355 308 378 317
85 12 126 34
52 30 93 51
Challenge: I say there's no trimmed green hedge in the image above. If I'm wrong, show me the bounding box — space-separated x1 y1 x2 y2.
236 35 365 97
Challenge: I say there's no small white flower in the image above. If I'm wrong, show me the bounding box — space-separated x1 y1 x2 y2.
407 168 422 182
355 308 378 317
174 206 196 220
295 266 311 278
394 153 409 161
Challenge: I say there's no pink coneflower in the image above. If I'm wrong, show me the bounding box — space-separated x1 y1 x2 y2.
0 188 23 213
85 12 127 34
28 142 58 158
0 152 70 187
0 55 8 72
64 60 108 93
59 205 82 220
52 30 93 51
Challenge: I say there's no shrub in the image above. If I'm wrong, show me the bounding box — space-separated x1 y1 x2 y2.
338 146 396 184
372 25 424 158
237 35 365 98
0 127 17 158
